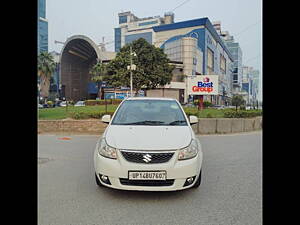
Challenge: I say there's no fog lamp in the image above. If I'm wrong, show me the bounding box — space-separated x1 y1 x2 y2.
183 176 196 187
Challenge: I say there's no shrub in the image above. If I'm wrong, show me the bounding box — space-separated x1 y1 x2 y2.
193 100 212 108
85 99 122 106
183 107 199 117
206 113 213 118
68 111 115 120
224 110 262 118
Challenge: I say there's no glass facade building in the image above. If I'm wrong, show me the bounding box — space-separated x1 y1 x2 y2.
38 0 48 53
223 39 242 93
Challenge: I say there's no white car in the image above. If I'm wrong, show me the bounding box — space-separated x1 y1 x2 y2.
74 101 85 107
59 101 67 107
94 97 203 191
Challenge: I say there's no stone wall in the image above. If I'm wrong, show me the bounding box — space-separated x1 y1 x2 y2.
38 119 108 134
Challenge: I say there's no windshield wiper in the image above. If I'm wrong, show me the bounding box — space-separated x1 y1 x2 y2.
168 120 187 125
122 120 165 125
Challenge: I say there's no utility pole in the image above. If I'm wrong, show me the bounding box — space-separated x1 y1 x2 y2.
127 46 136 97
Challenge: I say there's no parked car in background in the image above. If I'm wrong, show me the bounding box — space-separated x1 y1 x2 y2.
54 101 62 107
94 97 203 191
60 101 67 107
38 104 43 109
74 101 85 107
211 105 225 110
183 102 196 108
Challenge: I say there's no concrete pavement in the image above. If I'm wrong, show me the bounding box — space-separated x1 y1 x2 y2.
38 131 262 225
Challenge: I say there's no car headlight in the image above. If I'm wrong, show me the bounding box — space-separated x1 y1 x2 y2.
97 138 117 159
178 139 199 160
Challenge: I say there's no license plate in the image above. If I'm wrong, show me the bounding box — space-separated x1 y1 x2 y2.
128 171 167 180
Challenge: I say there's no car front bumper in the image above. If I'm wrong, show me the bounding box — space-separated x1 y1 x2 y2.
94 148 202 191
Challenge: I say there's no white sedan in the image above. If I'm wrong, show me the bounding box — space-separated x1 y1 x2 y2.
74 101 85 107
94 97 203 191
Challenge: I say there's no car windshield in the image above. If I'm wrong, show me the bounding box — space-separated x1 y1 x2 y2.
111 99 188 126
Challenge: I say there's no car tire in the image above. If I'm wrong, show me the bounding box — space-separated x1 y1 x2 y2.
193 170 202 188
95 173 104 187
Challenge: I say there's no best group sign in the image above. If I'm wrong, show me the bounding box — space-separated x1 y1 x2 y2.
188 75 219 95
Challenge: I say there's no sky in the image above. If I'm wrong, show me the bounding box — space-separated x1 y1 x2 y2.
46 0 262 99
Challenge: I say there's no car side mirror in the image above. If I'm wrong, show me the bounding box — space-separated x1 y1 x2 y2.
189 115 198 125
101 115 111 124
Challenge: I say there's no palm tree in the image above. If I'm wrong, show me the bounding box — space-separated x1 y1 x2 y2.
38 52 56 102
89 61 107 99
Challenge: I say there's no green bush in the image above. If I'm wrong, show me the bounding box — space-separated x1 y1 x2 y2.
193 100 212 108
183 107 199 117
85 99 122 106
68 111 115 120
224 110 262 118
206 113 213 118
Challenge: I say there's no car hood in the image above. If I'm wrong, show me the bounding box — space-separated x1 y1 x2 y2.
105 125 192 150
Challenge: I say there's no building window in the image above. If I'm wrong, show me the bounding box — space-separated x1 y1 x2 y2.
119 16 127 24
220 54 226 74
138 20 158 26
207 48 214 74
233 74 238 82
114 28 121 52
193 57 197 65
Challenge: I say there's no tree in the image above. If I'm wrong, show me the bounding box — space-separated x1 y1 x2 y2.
105 38 174 95
89 61 107 99
231 95 245 111
38 52 56 102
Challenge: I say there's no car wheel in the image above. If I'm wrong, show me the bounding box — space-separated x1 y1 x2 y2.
193 170 202 188
95 173 104 187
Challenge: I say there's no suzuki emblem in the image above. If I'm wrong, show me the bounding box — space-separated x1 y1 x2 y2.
143 154 152 163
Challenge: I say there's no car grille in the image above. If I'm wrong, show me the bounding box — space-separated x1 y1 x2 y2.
119 178 175 186
120 151 174 164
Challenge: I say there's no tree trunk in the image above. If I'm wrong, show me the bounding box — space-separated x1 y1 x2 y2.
40 74 50 99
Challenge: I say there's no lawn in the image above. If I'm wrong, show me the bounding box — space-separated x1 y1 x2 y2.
38 105 119 120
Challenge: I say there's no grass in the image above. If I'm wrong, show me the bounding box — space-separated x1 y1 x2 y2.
38 105 119 120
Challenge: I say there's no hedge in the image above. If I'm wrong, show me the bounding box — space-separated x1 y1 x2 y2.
68 111 115 120
85 99 122 106
224 110 262 118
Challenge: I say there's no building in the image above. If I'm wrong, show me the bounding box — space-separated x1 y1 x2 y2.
115 12 234 104
241 66 254 105
213 22 243 95
115 11 175 52
222 33 242 95
59 35 116 101
251 69 260 102
241 66 260 106
38 0 48 53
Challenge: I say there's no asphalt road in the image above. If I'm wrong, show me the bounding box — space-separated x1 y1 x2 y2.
38 131 262 225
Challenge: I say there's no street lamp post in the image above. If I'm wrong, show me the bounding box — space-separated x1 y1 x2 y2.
127 46 137 97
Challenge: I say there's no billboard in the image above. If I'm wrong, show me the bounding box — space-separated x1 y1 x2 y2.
188 75 219 95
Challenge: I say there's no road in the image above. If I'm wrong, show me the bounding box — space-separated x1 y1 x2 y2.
38 131 262 225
